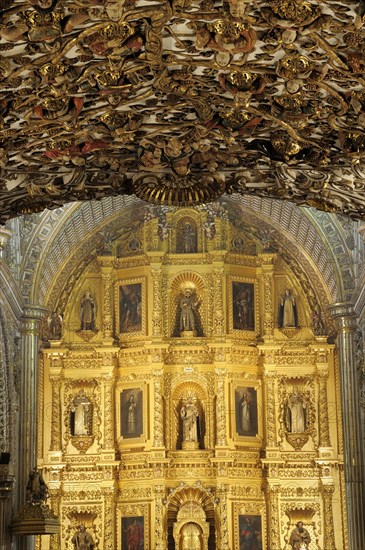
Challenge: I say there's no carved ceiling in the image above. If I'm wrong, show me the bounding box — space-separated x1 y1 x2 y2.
0 0 365 223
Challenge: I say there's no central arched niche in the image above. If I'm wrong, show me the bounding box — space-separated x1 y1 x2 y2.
166 484 216 550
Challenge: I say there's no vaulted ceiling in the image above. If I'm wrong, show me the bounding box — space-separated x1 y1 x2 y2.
0 0 365 224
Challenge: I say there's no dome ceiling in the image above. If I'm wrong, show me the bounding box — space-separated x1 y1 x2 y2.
0 0 365 223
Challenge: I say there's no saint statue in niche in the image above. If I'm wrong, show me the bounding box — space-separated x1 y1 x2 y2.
180 398 199 443
80 291 95 331
285 391 308 433
289 522 311 549
127 394 137 434
47 311 62 340
176 219 198 253
72 525 95 550
70 390 92 436
173 285 204 336
279 289 298 327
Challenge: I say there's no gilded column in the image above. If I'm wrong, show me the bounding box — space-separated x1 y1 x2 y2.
321 483 336 550
103 374 115 450
260 253 276 340
151 268 162 337
49 488 61 550
317 371 331 448
264 372 278 448
153 371 164 448
212 266 224 337
153 484 166 550
101 271 113 340
49 375 62 451
266 484 281 550
103 487 115 549
215 369 227 447
216 484 229 550
329 303 365 550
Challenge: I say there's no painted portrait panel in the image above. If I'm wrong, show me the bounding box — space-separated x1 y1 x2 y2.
238 515 262 550
119 283 142 334
120 388 143 439
235 387 258 437
232 281 255 331
122 516 144 550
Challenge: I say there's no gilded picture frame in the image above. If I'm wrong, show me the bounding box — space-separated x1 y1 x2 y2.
117 384 147 447
229 277 258 335
230 381 262 444
116 278 145 337
118 502 150 550
121 516 145 550
233 502 266 550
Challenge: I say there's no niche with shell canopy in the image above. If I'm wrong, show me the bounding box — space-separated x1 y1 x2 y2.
166 483 216 550
170 272 206 338
168 380 212 451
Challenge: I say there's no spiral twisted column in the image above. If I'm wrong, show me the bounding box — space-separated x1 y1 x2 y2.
329 302 365 550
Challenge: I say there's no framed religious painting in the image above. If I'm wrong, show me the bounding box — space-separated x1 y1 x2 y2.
229 278 258 334
119 387 144 440
230 382 262 444
121 516 145 550
237 514 263 550
116 278 145 336
233 502 266 550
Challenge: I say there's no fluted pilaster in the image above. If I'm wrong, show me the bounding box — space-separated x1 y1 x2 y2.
18 305 48 550
329 302 365 550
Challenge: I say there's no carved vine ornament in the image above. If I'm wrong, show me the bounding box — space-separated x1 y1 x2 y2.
0 0 365 221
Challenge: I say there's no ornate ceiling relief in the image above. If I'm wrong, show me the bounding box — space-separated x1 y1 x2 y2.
0 0 364 220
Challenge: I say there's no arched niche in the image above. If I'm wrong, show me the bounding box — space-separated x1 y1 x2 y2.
173 503 209 550
166 484 216 550
170 272 206 338
169 380 211 451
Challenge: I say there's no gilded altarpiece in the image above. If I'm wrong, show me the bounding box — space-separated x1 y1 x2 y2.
38 209 346 549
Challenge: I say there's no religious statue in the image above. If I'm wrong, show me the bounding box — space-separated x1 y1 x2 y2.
124 519 144 550
47 311 62 340
285 392 308 433
70 391 92 436
174 286 203 336
177 220 197 253
180 398 199 443
127 394 137 435
80 291 95 331
289 521 311 549
26 468 49 504
279 289 298 327
72 524 95 550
